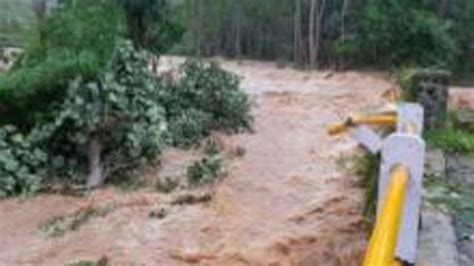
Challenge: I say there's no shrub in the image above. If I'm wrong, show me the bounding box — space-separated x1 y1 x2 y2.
178 59 252 131
395 67 421 101
167 108 212 148
45 40 168 187
0 43 252 196
156 59 252 148
0 126 47 197
163 59 252 146
187 156 223 186
0 2 252 197
0 40 169 195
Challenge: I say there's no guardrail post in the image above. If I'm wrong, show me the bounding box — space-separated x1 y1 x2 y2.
376 103 425 264
327 102 426 265
378 133 425 264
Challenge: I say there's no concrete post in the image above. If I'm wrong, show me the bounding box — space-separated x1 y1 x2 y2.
413 69 450 130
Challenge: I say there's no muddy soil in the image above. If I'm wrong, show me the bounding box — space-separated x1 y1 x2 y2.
0 58 392 266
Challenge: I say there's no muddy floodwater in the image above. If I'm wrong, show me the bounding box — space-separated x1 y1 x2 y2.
0 58 391 265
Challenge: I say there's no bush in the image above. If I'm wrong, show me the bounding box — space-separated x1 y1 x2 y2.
0 40 169 195
45 40 169 186
0 43 252 196
168 109 212 148
159 59 252 148
187 156 223 186
0 126 47 197
169 59 252 129
0 1 252 197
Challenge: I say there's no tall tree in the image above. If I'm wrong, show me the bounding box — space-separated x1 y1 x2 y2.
193 0 203 56
232 0 243 57
309 0 326 68
314 0 326 68
119 0 183 54
309 0 317 68
294 0 303 64
341 0 349 41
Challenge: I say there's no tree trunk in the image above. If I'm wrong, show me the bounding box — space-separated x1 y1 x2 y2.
338 0 350 69
193 0 203 56
341 0 349 42
294 0 302 65
33 0 46 22
233 1 243 57
33 0 47 46
309 0 317 68
435 0 449 17
86 136 104 188
314 0 326 68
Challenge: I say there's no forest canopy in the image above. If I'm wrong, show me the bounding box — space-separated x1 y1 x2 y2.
169 0 473 74
2 0 473 74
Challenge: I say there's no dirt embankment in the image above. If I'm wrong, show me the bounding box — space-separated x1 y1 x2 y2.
0 58 392 266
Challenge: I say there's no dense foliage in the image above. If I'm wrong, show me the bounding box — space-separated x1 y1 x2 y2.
163 60 252 147
0 0 35 46
0 126 47 197
0 40 168 196
170 0 474 76
0 1 252 197
0 39 252 196
118 0 185 53
2 0 474 74
0 0 123 127
358 0 455 67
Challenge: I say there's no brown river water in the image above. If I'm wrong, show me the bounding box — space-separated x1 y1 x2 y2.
0 58 392 265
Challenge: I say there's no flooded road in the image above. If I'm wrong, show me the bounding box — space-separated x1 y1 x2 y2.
0 58 392 265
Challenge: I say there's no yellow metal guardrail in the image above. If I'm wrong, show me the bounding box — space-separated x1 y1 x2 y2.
327 114 397 136
328 113 413 266
362 165 408 266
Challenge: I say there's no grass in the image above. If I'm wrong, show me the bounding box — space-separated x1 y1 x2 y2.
422 110 474 154
337 151 380 227
425 128 474 154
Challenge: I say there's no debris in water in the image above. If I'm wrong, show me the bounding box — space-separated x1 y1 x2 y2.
169 248 217 264
170 192 213 205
